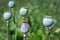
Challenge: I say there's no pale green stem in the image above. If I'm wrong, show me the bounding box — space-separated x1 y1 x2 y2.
6 21 10 40
23 33 27 40
46 30 50 40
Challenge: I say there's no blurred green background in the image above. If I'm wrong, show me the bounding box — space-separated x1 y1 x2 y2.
0 0 60 40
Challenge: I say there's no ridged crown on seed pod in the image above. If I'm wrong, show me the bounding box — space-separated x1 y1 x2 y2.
21 22 30 33
20 7 28 16
43 16 54 27
8 1 15 8
3 12 12 20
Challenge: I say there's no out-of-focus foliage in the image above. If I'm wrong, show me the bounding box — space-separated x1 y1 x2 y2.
0 0 60 40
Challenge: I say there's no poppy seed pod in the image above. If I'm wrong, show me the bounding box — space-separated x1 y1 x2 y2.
43 16 54 29
21 23 30 33
3 12 12 20
8 1 15 8
46 23 54 30
20 7 28 16
49 19 56 29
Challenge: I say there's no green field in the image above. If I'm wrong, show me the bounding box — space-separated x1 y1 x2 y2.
0 0 60 40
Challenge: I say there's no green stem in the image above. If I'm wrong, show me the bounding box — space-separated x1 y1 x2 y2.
6 21 10 40
23 33 27 40
46 30 50 40
11 8 17 40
